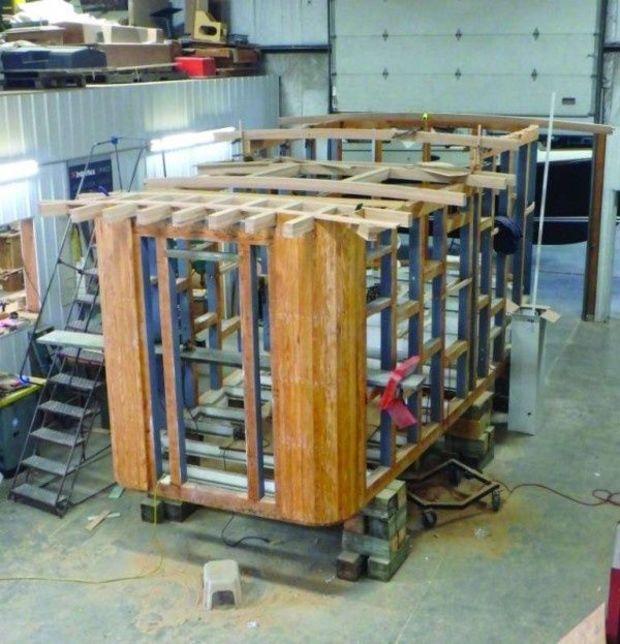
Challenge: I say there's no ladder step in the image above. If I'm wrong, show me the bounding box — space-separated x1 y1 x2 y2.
38 399 97 419
59 347 105 365
21 455 77 477
49 373 100 392
67 319 101 333
37 330 104 352
31 427 85 447
11 483 67 509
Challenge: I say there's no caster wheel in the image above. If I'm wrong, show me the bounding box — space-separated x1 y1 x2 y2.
422 509 437 529
491 489 501 512
448 465 462 487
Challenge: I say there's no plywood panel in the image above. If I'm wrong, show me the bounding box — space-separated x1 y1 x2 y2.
270 218 366 524
95 217 151 490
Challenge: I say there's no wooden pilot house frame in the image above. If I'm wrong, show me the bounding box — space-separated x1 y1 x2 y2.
42 119 540 526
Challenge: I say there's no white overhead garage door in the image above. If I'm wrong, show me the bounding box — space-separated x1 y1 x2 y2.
331 0 599 117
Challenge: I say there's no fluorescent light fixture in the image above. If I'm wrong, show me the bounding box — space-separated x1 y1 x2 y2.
0 159 39 184
150 126 236 153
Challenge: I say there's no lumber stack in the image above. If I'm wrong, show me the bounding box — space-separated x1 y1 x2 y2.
338 480 410 582
445 391 495 469
184 44 261 77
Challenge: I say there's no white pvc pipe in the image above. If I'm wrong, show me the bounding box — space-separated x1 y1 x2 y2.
531 92 556 311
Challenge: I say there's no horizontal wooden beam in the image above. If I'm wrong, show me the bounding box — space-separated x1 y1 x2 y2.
279 111 614 135
145 176 467 207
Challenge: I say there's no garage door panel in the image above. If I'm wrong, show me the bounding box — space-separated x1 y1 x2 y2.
334 74 593 116
334 0 598 37
334 34 596 76
332 0 598 116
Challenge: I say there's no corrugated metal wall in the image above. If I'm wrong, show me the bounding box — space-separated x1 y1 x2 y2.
224 0 328 45
0 326 31 375
0 76 279 371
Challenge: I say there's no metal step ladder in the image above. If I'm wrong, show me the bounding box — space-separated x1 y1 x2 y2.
9 220 110 516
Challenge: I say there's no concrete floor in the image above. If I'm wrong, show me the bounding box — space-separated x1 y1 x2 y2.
1 247 619 643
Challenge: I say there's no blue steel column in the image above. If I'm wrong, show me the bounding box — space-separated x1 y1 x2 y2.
430 210 445 423
512 146 528 304
456 206 472 399
258 246 271 351
478 219 492 378
493 151 510 362
379 229 395 465
407 218 422 442
205 260 222 389
175 239 195 407
523 142 538 295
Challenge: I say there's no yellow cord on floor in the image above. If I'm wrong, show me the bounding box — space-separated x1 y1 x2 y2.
0 480 166 585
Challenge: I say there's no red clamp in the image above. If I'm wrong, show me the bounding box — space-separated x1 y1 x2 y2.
379 355 420 429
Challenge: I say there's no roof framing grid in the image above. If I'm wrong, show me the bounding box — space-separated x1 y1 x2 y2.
212 124 541 156
194 158 516 191
38 192 414 241
278 112 613 135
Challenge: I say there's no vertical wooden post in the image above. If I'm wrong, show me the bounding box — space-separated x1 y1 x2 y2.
96 218 152 490
155 236 187 487
372 139 383 163
139 236 166 481
239 243 265 501
583 132 607 320
19 218 39 312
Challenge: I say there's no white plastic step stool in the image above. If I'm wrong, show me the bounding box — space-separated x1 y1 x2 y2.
203 560 242 610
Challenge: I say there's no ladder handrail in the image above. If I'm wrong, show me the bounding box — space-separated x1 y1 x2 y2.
18 218 73 379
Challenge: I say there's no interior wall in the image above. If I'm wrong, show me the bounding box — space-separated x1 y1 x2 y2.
222 0 330 117
0 76 279 372
599 0 620 319
262 53 329 116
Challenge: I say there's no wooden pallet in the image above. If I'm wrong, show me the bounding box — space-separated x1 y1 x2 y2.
185 44 260 77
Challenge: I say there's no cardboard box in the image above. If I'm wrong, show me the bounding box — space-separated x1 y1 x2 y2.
0 269 24 293
4 26 65 45
56 22 163 45
96 42 180 67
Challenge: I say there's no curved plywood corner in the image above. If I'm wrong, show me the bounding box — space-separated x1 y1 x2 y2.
270 218 367 525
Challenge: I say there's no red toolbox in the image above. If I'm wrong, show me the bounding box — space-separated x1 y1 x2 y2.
175 56 217 77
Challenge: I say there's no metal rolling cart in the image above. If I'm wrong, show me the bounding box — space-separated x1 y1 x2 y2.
407 458 502 528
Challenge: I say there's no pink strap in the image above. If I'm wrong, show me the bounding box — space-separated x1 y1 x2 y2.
379 355 420 429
